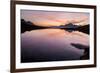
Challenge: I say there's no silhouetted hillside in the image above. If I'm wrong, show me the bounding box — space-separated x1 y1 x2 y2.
63 23 89 34
61 24 89 34
57 23 89 34
77 25 89 34
21 19 46 33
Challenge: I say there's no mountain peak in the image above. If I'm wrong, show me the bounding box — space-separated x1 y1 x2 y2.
64 23 78 28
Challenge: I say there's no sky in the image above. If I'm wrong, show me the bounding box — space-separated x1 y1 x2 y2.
21 10 90 27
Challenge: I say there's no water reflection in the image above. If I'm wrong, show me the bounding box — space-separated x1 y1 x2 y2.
21 29 89 63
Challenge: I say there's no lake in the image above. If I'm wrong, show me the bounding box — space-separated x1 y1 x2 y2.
21 28 89 63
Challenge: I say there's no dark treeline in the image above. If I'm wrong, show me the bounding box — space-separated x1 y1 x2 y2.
76 25 89 34
21 19 46 33
63 25 89 34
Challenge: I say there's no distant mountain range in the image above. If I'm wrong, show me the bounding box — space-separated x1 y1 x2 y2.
49 23 79 29
21 19 89 34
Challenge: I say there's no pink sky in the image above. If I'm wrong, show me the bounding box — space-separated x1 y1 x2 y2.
21 10 90 27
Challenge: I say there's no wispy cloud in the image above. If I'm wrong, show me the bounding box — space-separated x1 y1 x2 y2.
21 10 89 26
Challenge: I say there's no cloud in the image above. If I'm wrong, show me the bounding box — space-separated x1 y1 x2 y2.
21 10 89 26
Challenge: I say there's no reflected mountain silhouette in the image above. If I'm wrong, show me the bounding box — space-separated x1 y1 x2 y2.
21 19 89 34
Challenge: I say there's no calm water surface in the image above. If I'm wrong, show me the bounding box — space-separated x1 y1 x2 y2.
21 29 89 63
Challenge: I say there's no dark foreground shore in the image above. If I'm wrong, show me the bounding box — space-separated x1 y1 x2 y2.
71 43 89 60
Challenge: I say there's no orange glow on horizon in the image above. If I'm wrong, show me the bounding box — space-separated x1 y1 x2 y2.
21 10 90 27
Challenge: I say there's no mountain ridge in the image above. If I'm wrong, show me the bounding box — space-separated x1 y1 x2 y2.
21 19 89 34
